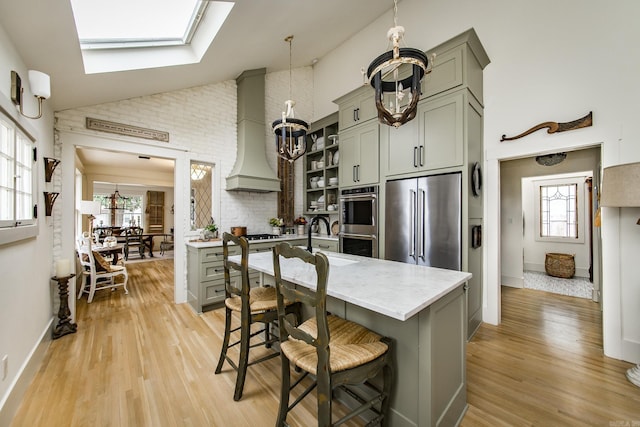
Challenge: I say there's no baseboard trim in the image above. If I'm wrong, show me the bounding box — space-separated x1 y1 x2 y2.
501 275 524 288
0 318 53 426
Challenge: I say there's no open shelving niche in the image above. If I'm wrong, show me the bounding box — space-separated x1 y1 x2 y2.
303 112 339 220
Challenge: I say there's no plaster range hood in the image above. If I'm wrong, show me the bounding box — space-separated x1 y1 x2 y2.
226 68 281 193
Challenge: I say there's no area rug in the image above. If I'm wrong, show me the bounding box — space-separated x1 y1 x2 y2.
523 270 593 299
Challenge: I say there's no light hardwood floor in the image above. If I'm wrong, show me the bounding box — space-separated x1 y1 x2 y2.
9 261 640 426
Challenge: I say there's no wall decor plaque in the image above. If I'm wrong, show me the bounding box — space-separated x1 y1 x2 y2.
86 117 170 142
501 111 592 142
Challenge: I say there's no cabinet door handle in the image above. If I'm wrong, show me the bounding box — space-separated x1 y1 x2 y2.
413 146 418 167
318 244 331 249
356 108 360 121
419 145 424 167
215 289 224 293
353 108 357 122
353 165 357 182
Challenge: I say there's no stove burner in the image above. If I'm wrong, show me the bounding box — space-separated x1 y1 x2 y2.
245 233 279 241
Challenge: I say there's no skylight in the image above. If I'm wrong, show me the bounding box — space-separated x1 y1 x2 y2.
69 0 234 74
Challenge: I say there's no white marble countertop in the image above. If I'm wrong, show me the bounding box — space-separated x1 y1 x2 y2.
233 249 472 321
185 234 336 249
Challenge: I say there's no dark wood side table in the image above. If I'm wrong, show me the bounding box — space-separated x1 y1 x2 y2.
51 274 77 339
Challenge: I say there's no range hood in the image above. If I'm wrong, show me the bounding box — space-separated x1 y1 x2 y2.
226 68 281 192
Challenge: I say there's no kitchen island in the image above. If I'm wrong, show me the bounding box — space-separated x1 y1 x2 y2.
185 234 337 313
234 249 472 427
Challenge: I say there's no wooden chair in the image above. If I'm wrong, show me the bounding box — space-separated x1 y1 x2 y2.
123 227 145 260
215 232 301 401
76 237 128 303
272 242 394 427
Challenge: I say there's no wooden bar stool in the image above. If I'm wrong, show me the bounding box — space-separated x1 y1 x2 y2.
272 242 394 426
215 233 301 401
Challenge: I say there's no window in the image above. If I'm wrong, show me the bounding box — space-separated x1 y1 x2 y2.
190 161 213 230
93 191 143 228
69 0 234 73
0 116 35 229
540 183 578 238
534 176 587 244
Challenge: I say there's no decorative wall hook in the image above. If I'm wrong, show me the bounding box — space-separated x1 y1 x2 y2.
44 157 60 182
43 192 59 216
501 111 593 142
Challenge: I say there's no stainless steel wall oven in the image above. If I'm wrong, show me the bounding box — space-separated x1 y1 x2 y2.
339 186 378 257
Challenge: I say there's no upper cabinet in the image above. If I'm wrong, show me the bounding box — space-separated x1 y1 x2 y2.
385 91 464 176
338 120 379 188
423 28 490 105
335 89 377 131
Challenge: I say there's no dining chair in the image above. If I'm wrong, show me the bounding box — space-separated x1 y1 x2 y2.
76 238 129 303
215 232 301 401
123 227 145 260
272 242 394 427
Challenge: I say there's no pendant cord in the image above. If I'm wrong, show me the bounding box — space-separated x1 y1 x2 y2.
393 0 398 27
287 36 293 101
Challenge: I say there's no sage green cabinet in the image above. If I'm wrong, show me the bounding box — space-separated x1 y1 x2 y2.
338 120 379 188
336 89 377 131
312 238 339 252
385 91 464 176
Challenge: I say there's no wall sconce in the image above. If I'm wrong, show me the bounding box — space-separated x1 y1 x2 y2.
10 70 51 119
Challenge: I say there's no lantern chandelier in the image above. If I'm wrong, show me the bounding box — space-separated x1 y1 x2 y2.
272 35 309 162
366 0 433 128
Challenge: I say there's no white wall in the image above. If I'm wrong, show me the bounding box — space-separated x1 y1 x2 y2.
314 0 640 363
0 25 56 418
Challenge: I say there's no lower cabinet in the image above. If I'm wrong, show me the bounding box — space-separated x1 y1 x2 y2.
312 238 339 252
187 239 307 313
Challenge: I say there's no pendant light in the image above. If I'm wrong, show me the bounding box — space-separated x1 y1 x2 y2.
366 0 432 128
272 35 309 162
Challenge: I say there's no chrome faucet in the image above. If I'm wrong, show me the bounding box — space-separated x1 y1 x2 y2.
307 215 330 253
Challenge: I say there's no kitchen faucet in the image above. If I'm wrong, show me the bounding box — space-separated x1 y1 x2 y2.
307 215 330 253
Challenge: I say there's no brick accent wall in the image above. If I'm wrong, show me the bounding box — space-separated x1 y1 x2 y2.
55 66 313 235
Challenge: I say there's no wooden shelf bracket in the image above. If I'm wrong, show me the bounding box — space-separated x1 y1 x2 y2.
44 192 59 216
44 157 61 182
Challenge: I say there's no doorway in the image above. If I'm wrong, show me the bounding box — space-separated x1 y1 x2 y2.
499 147 602 306
58 130 188 321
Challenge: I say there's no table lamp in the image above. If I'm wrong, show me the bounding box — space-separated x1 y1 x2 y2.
600 161 640 387
79 200 102 238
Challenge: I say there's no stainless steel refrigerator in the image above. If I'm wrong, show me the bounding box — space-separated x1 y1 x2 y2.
385 173 461 270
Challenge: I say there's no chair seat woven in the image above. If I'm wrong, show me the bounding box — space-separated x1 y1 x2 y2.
225 286 281 312
281 315 389 375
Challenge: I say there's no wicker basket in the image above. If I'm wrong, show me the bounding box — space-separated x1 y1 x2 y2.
545 253 575 279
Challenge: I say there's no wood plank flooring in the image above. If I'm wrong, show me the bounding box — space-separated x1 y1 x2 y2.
9 261 640 426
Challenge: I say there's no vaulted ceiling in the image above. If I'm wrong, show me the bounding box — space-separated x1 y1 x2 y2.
0 0 391 111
